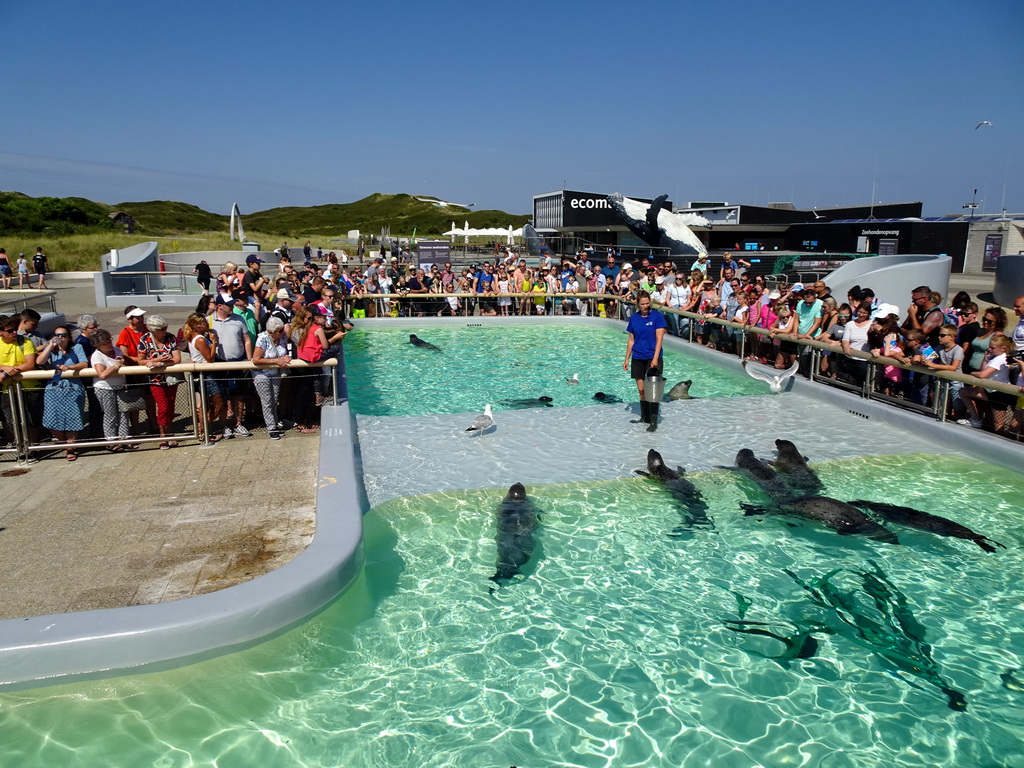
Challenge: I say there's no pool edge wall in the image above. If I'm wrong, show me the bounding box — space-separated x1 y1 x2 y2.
0 403 365 689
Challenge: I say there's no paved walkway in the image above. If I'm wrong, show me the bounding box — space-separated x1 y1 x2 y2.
0 434 318 620
0 275 320 620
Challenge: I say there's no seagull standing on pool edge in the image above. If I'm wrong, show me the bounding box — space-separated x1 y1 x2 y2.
466 404 494 434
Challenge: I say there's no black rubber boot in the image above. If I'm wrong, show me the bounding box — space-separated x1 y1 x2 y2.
646 402 660 432
631 400 650 424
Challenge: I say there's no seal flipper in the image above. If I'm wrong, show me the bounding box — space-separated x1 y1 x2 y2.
634 469 651 478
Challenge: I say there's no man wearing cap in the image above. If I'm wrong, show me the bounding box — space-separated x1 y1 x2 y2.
269 287 297 332
211 295 254 438
115 305 154 436
690 253 710 275
624 291 666 432
242 255 268 319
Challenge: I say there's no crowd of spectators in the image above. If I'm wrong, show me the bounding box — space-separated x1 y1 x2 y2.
2 248 1024 457
0 255 354 454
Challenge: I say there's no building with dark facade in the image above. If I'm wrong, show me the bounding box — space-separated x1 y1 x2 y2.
532 189 1020 274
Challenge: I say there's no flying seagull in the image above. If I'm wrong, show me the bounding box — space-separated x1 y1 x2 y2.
465 404 494 434
975 121 993 130
741 359 800 394
566 373 580 385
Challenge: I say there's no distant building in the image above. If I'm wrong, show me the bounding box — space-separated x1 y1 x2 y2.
530 189 1022 274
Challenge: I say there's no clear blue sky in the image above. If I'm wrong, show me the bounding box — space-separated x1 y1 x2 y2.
2 0 1021 218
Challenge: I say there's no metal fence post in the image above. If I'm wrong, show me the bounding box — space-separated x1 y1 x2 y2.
197 372 211 445
935 379 950 422
11 382 30 464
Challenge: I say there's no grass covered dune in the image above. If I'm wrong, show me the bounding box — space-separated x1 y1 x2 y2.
0 192 530 271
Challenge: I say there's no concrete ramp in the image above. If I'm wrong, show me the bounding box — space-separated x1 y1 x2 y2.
823 254 952 309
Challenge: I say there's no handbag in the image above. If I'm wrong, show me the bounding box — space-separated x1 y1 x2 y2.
116 386 147 413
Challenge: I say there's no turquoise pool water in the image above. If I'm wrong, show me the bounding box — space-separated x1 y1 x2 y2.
343 325 764 416
2 454 1023 767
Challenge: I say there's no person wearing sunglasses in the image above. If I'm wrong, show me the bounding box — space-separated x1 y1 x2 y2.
36 326 88 460
966 308 1007 375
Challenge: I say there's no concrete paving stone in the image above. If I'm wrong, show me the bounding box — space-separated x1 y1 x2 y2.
0 277 322 619
69 585 141 614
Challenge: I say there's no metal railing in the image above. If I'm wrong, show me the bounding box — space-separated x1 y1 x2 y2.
0 290 59 317
108 271 191 295
340 291 634 320
648 303 1024 433
0 358 340 464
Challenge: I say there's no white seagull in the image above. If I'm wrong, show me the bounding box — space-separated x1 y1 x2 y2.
465 404 494 434
741 359 800 394
975 121 993 130
566 374 580 385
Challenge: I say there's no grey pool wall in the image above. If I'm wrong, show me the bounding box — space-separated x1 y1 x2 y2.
0 404 365 689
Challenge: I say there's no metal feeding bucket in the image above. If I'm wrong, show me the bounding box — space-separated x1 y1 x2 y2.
643 375 666 403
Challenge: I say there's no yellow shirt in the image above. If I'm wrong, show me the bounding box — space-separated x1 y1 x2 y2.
0 335 38 390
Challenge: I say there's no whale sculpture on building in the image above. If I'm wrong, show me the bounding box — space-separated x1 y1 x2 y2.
607 193 708 256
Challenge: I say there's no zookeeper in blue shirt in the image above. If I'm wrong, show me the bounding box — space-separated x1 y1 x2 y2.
624 291 667 432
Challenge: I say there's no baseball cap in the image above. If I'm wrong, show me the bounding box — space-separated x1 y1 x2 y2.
768 290 782 300
245 254 264 265
276 288 296 301
214 294 233 306
125 307 147 317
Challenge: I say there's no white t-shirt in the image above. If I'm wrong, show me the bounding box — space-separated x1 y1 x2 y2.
90 348 125 390
667 283 690 309
844 320 871 353
984 352 1011 385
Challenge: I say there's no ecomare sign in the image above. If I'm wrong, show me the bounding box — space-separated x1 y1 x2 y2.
560 190 666 228
570 198 610 209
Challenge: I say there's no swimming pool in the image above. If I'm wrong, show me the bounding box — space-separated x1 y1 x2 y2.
343 324 764 417
2 321 1023 767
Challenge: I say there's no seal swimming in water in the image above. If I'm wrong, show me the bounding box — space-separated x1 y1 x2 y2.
635 449 712 531
500 396 553 410
592 392 623 404
666 380 694 400
723 619 826 666
409 334 441 351
770 439 825 493
848 499 1004 552
724 448 793 501
489 482 541 592
744 496 899 544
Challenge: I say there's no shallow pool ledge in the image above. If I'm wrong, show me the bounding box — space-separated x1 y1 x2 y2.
0 404 365 689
